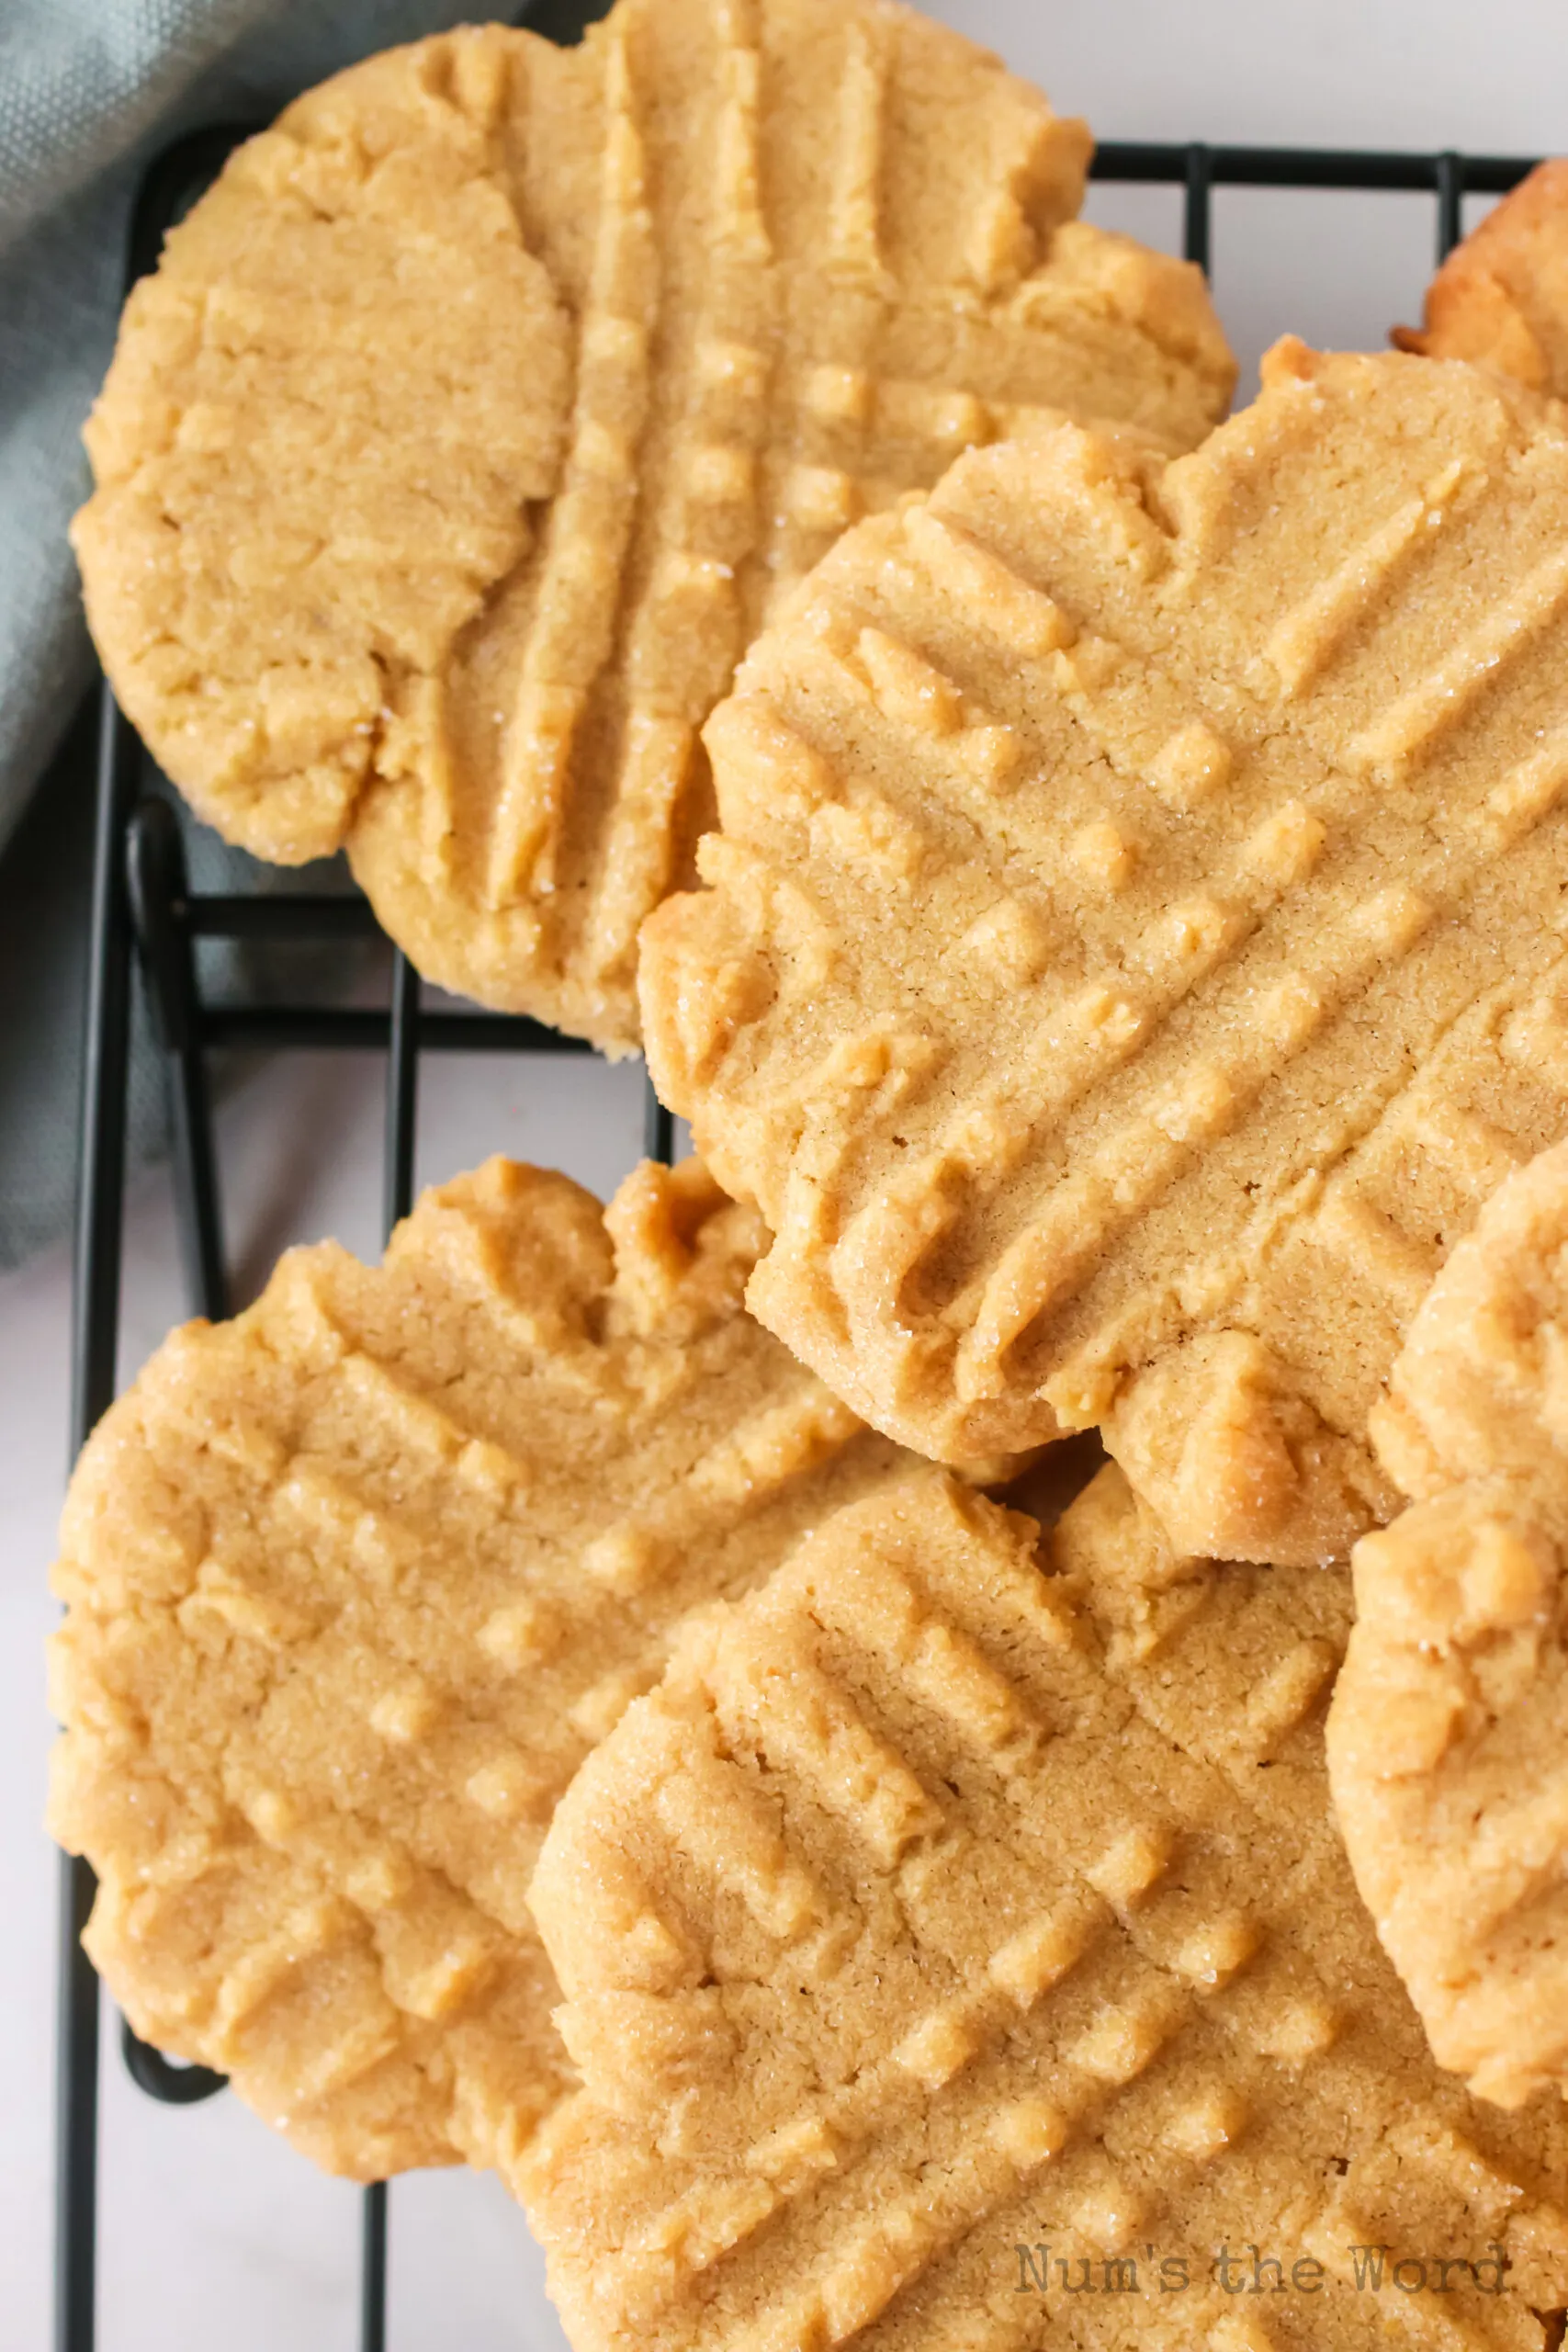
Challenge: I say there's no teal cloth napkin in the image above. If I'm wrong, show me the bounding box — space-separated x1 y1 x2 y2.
0 1 516 1269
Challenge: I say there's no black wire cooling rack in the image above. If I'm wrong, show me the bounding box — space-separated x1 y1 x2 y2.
50 17 1545 2344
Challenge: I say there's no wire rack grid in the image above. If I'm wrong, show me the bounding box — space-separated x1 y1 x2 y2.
51 56 1541 2352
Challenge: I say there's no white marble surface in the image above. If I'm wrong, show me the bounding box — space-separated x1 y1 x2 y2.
9 1 1568 2343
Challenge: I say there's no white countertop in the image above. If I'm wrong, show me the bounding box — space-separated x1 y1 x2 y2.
8 1 1568 2342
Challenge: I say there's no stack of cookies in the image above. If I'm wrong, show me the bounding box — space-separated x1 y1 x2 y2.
52 3 1568 2339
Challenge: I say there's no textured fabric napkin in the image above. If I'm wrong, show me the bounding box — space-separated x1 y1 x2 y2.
0 0 536 1271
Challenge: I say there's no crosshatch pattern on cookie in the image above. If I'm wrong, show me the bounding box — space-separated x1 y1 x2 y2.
522 1470 1568 2352
642 344 1568 1564
1330 1138 1568 2111
72 0 1232 1055
47 1156 905 2182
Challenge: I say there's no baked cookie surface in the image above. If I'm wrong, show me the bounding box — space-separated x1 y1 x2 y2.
523 1467 1568 2351
48 1155 903 2180
1328 1138 1568 2109
1394 159 1568 395
642 341 1568 1562
73 0 1233 1053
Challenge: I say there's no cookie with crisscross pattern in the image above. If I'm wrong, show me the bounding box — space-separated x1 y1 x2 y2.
73 0 1232 1052
522 1466 1568 2352
48 1155 905 2180
643 342 1568 1563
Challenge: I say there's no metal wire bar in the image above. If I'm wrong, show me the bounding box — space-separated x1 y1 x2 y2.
56 689 141 2352
383 953 421 1243
1435 147 1465 258
197 1007 592 1054
362 964 424 2352
184 895 383 942
54 1844 97 2352
1091 140 1535 192
118 796 234 2116
1182 141 1213 275
127 800 227 1323
644 1084 675 1165
361 2185 389 2352
118 2025 226 2108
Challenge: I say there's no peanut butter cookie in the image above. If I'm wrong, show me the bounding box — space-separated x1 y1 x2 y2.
523 1468 1568 2351
73 1 1233 1052
48 1155 903 2180
642 343 1568 1563
1394 160 1568 395
1329 1139 1568 2109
